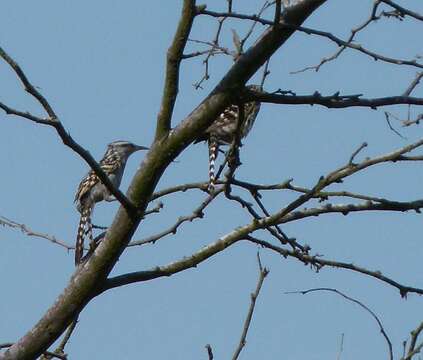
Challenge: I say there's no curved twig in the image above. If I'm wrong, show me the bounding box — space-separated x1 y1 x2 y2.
285 287 393 360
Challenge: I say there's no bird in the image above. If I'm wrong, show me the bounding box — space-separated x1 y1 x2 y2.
196 85 261 192
74 140 148 265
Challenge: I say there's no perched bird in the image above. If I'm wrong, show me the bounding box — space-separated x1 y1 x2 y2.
74 140 148 265
196 85 261 192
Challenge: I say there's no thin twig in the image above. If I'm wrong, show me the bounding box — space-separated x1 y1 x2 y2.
385 112 406 139
380 0 423 21
129 190 222 247
0 216 72 250
349 142 368 165
199 10 423 70
336 333 344 360
291 1 381 73
0 344 67 360
260 59 271 88
285 287 393 360
205 344 214 360
232 253 269 360
403 72 423 96
403 321 423 360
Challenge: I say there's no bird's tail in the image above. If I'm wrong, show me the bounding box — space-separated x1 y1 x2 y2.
208 136 219 193
75 205 93 265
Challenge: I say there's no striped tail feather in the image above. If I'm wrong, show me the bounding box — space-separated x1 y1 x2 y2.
208 136 219 193
75 205 92 265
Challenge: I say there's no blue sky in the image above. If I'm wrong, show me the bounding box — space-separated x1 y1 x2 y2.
1 1 423 359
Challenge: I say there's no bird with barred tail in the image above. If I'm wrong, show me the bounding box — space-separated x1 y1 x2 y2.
196 84 261 192
74 140 148 265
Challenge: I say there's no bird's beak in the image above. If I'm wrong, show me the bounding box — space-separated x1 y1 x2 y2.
134 145 149 152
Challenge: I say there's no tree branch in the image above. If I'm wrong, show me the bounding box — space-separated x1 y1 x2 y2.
0 216 73 250
286 288 393 360
246 89 423 109
232 254 269 360
402 321 423 360
155 0 196 139
2 2 329 357
0 46 138 216
0 46 57 119
129 190 222 247
248 237 423 298
199 8 423 70
380 0 423 21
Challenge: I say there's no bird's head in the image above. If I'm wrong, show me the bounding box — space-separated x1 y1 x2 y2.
108 140 149 158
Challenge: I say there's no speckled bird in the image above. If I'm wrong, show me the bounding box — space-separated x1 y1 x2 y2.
74 140 148 265
196 85 261 192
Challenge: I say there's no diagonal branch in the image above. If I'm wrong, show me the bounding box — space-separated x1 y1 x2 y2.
129 189 222 246
232 254 269 360
286 288 393 360
403 321 423 360
155 0 196 139
380 0 423 21
100 230 423 298
0 46 57 119
0 46 137 215
0 344 66 360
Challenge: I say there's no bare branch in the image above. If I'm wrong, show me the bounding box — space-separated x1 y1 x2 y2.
232 254 269 360
380 0 423 21
151 181 209 200
0 216 72 250
249 237 423 298
0 344 67 360
349 142 368 165
0 46 57 119
0 46 138 215
286 288 393 360
39 318 78 360
155 0 196 139
246 89 423 108
199 9 423 70
240 1 274 53
260 59 271 88
100 209 423 297
336 333 344 360
403 321 423 360
129 190 222 247
55 319 78 357
289 23 423 70
403 72 423 96
0 101 51 124
385 111 406 139
291 1 381 73
205 344 214 360
402 114 423 128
